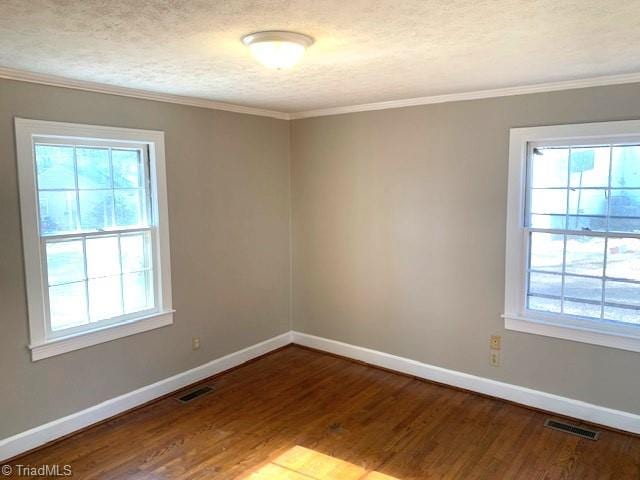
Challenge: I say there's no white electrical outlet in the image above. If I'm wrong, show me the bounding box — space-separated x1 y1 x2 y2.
192 337 200 350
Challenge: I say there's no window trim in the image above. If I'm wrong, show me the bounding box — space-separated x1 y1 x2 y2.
15 118 174 361
504 119 640 353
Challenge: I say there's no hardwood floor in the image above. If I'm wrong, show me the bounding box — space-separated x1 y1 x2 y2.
4 345 639 479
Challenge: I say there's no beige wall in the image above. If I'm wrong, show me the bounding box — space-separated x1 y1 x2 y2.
0 79 291 438
291 83 640 414
3 77 640 440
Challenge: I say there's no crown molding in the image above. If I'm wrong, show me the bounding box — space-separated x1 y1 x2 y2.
289 72 640 119
3 66 640 122
0 66 290 120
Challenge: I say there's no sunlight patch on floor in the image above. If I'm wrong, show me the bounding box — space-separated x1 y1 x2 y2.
240 445 399 480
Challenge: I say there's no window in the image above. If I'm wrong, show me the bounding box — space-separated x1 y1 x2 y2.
16 119 173 360
504 120 640 352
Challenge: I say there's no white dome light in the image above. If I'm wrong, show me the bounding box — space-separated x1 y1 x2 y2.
242 31 314 69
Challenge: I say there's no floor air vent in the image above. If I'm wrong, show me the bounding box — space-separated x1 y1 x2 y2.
177 385 214 403
544 419 600 440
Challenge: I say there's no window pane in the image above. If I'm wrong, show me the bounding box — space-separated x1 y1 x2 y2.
611 145 640 188
564 275 602 303
531 148 568 188
609 190 640 220
528 272 561 297
605 280 640 307
46 240 85 285
120 232 150 272
605 306 640 324
565 235 605 276
86 236 121 278
568 189 607 216
79 190 114 230
530 232 564 273
35 145 75 190
607 238 640 281
529 189 567 215
39 190 78 235
88 276 123 321
76 147 111 189
569 147 610 188
566 215 607 232
49 282 88 331
113 149 143 188
123 271 154 313
114 189 145 227
530 214 566 229
563 300 601 319
608 217 640 233
528 295 561 313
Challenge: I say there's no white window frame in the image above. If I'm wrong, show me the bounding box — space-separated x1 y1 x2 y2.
504 119 640 352
15 118 174 361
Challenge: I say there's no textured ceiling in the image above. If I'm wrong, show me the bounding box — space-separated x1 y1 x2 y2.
1 0 640 113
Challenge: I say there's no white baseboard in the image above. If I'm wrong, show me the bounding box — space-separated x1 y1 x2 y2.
3 329 638 462
291 331 640 435
0 332 292 462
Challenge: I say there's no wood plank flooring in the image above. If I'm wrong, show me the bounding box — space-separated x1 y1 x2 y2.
3 345 639 479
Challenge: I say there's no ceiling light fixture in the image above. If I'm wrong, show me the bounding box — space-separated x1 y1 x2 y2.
242 31 314 70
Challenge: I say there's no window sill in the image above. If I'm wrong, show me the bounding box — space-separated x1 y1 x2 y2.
503 313 640 353
29 310 175 361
